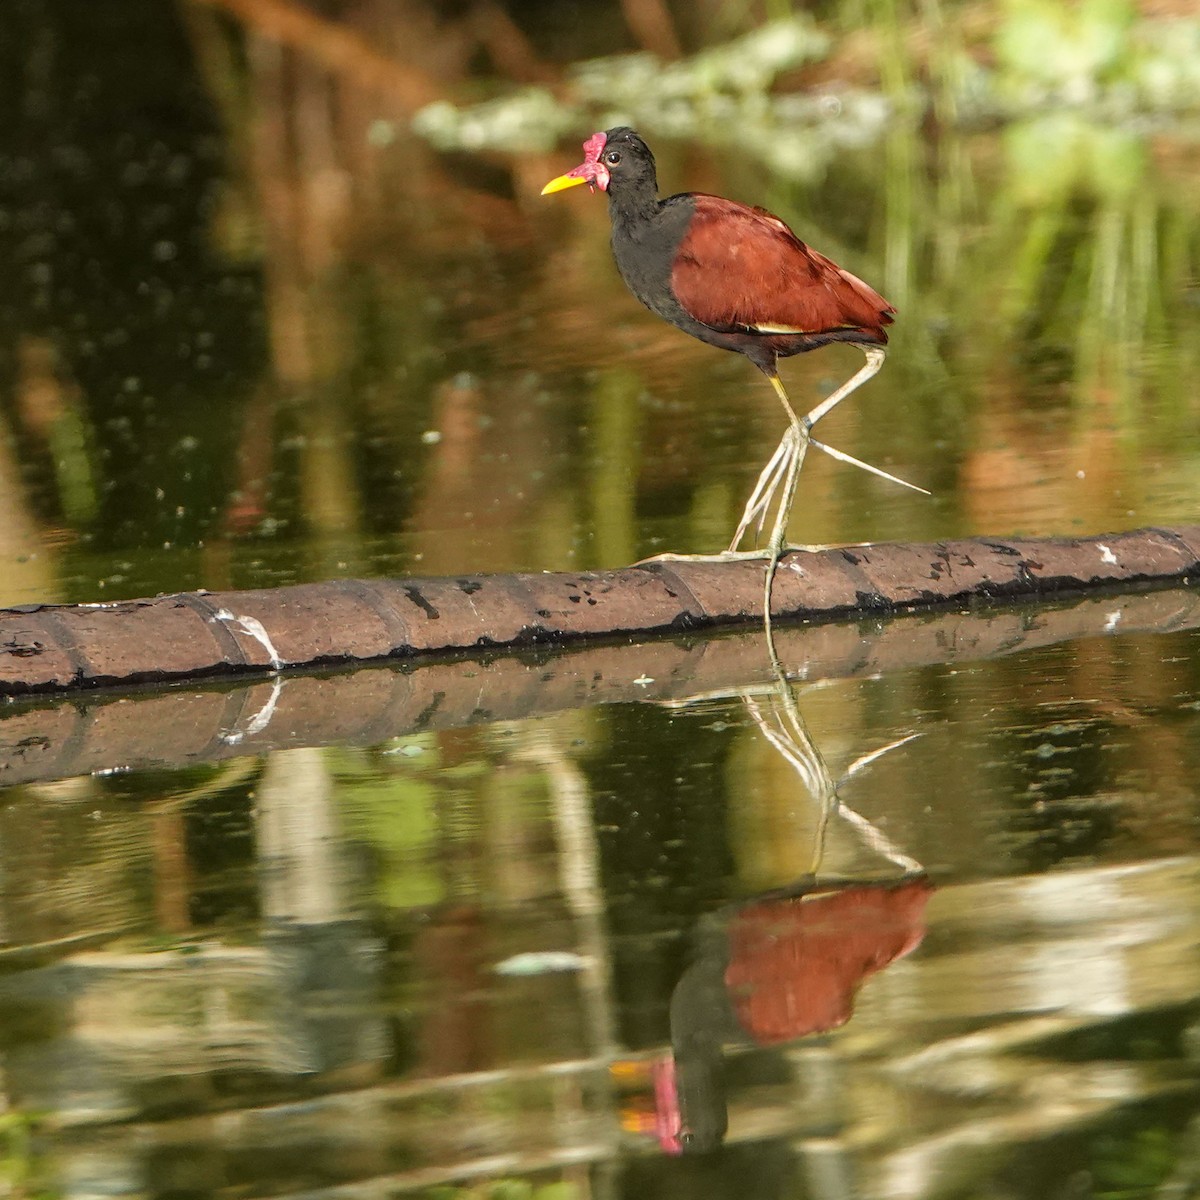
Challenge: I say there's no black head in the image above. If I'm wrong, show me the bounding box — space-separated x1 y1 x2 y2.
595 127 658 197
540 127 659 199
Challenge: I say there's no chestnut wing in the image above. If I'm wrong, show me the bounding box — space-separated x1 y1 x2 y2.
670 195 894 338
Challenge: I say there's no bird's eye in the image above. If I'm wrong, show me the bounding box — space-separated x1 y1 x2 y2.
605 150 621 165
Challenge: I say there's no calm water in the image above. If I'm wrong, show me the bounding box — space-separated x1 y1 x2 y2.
3 6 1200 606
3 598 1200 1197
3 4 1200 1198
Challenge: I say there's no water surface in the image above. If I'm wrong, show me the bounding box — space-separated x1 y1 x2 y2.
3 7 1200 1197
3 597 1200 1197
2 6 1200 606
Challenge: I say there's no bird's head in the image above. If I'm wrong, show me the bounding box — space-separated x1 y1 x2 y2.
541 127 656 197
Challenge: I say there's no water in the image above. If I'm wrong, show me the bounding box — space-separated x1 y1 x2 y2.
3 595 1200 1196
3 4 1200 1197
3 7 1200 607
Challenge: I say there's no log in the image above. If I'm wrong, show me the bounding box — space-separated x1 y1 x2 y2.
2 586 1198 788
1 525 1198 698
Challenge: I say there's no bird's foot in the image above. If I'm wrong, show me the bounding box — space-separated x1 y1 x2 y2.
638 545 826 566
638 549 766 565
726 541 827 558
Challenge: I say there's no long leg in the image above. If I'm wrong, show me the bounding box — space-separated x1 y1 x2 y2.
731 345 890 555
806 345 887 428
757 346 888 634
644 432 921 567
729 426 927 553
757 372 809 635
641 346 919 573
729 429 794 550
733 432 927 554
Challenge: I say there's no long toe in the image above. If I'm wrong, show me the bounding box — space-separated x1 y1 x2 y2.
638 546 828 565
638 549 774 564
729 432 801 552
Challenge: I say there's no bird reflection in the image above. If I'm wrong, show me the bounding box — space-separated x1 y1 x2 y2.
650 874 933 1155
639 635 931 1155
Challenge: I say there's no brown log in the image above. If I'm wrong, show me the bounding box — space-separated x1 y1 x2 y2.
1 526 1198 699
2 586 1198 788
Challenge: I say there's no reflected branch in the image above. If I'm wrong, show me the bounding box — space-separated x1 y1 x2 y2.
188 0 446 110
621 0 682 60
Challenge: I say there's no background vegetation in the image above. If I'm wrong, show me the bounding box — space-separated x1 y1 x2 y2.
1 0 1198 608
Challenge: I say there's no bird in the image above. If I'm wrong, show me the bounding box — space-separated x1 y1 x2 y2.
541 128 925 621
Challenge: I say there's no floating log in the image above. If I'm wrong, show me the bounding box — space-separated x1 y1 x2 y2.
3 587 1199 787
1 525 1198 698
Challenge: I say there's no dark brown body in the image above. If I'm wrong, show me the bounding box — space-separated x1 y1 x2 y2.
599 129 894 378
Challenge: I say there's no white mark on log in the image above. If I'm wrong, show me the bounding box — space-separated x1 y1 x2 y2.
633 674 654 686
213 608 284 669
1097 544 1118 565
1105 609 1122 632
221 675 284 745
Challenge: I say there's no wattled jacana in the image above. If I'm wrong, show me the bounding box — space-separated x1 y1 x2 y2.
542 128 925 616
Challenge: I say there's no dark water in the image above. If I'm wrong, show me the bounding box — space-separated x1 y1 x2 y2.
3 4 1200 1198
3 598 1200 1196
3 4 1200 607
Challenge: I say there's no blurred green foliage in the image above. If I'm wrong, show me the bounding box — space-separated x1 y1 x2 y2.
1091 1124 1176 1198
0 1109 51 1200
332 740 450 910
416 3 1200 157
996 0 1136 102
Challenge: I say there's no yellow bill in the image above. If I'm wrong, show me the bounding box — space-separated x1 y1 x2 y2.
541 172 589 195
